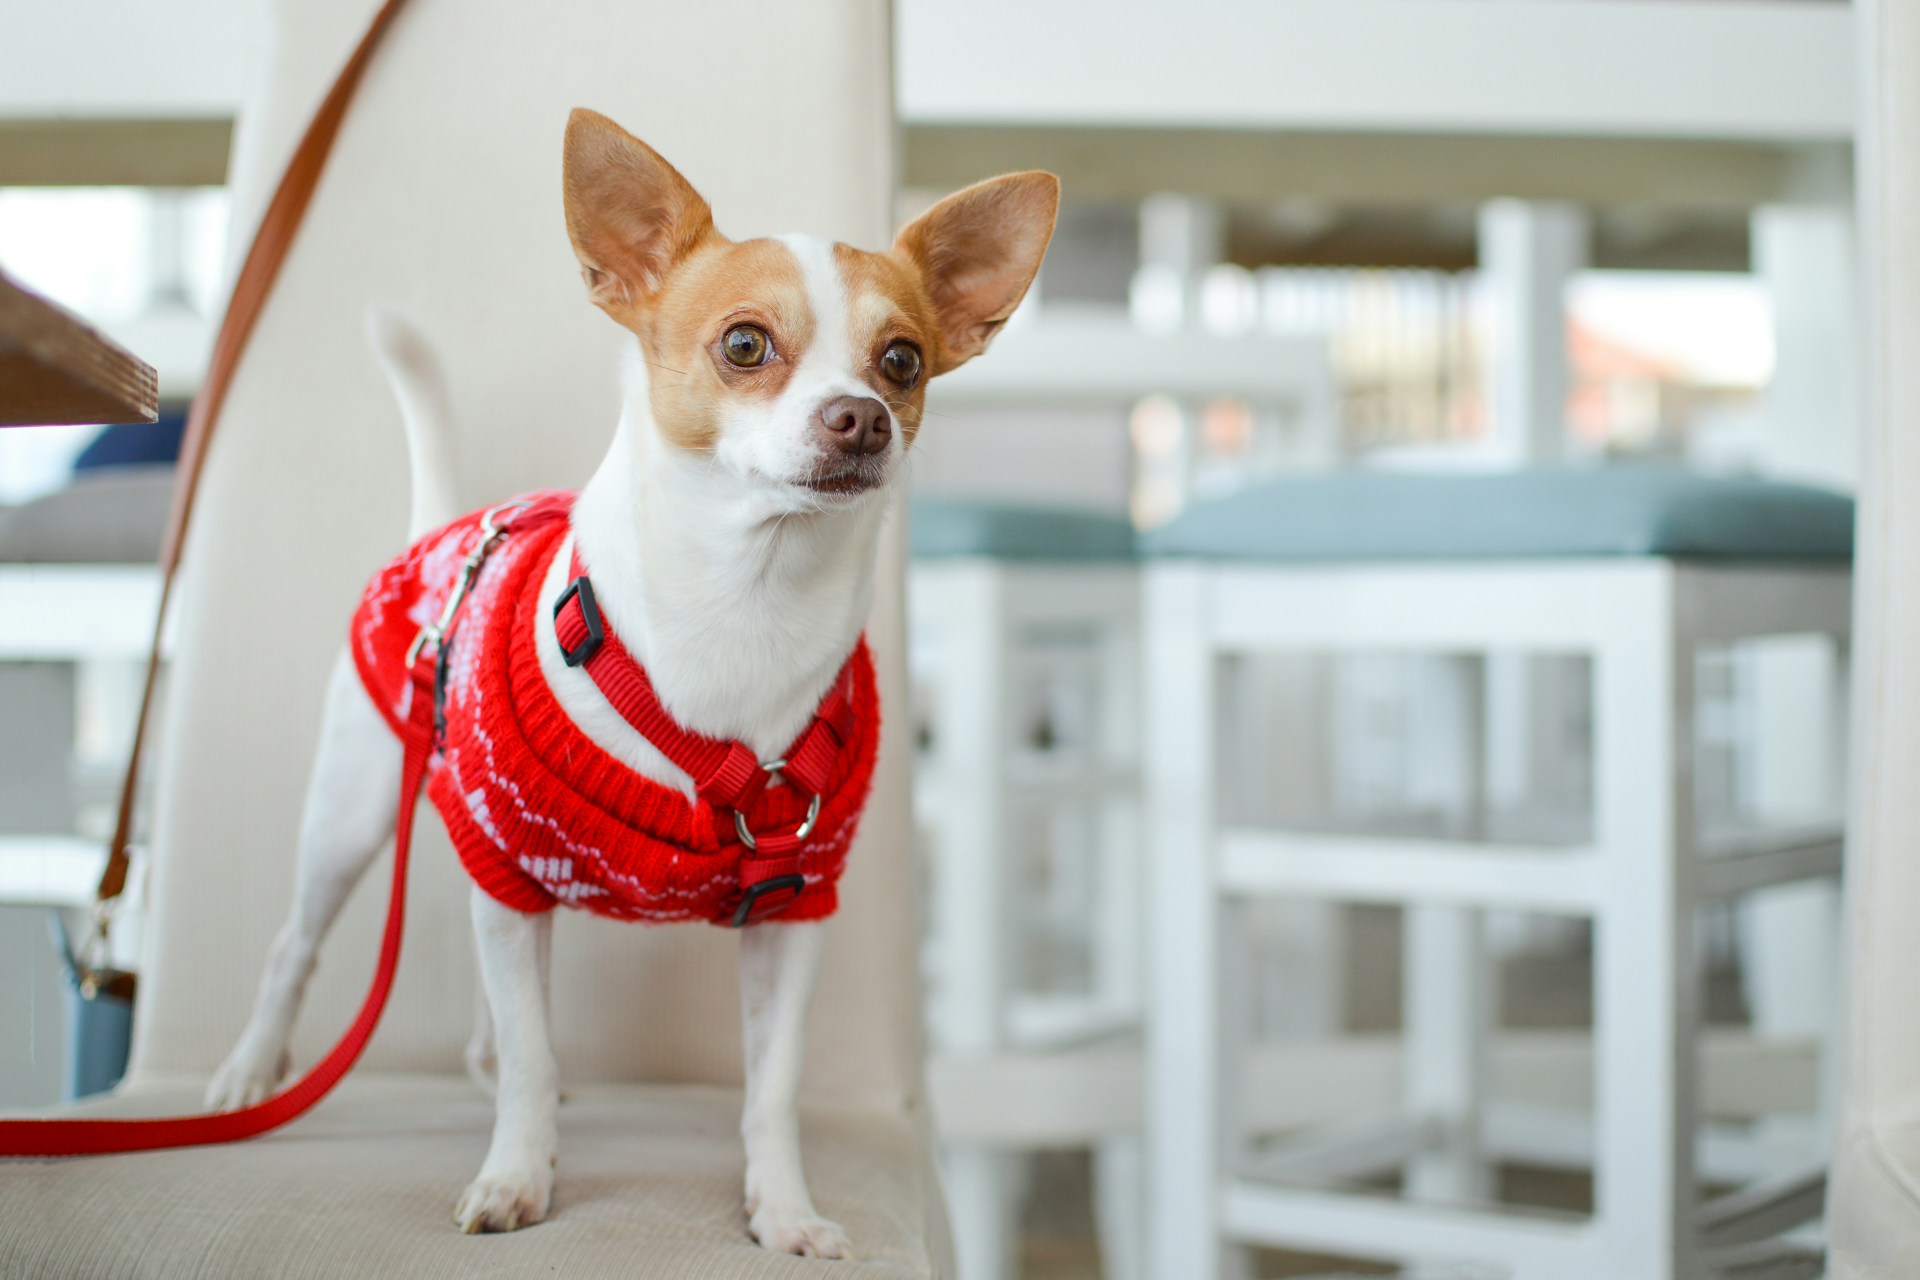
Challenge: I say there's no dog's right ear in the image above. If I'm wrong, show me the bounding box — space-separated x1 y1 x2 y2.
562 110 714 320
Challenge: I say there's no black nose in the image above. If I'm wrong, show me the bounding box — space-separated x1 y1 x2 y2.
814 395 892 457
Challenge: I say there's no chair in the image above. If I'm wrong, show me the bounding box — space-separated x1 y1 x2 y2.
1142 467 1851 1280
908 497 1142 1280
1831 6 1920 1271
0 3 954 1276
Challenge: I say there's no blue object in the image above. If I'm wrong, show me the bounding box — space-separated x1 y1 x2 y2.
910 497 1137 561
63 977 133 1100
1142 467 1855 563
72 406 187 473
48 912 132 1100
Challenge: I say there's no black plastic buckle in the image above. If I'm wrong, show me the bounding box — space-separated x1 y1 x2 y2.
731 874 806 928
553 576 604 667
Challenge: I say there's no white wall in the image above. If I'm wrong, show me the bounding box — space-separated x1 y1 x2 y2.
0 0 253 120
897 0 1854 140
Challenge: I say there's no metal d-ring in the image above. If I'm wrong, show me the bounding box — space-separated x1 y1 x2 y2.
735 792 822 851
477 497 531 539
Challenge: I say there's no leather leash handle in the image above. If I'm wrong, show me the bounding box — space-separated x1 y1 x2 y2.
94 0 411 912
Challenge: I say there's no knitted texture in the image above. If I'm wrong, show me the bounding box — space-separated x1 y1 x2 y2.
350 493 879 925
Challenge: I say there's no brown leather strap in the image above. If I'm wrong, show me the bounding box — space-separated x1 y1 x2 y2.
95 0 412 913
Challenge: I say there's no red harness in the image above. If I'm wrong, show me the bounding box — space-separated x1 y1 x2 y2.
0 492 879 1156
352 492 879 927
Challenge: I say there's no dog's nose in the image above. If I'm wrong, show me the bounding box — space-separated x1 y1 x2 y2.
814 395 892 457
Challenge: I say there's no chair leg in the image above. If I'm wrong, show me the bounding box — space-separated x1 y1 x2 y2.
1094 612 1143 1025
1091 591 1149 1280
1404 904 1492 1203
946 1149 1021 1280
1818 637 1853 1145
930 570 1013 1045
1093 1134 1146 1280
1146 566 1228 1279
1216 900 1260 1280
1593 583 1701 1280
1405 654 1494 1203
930 568 1022 1278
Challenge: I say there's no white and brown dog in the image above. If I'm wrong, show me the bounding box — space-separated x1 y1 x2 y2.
206 108 1057 1256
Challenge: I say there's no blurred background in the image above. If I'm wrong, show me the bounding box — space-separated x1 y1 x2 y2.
0 3 1859 1278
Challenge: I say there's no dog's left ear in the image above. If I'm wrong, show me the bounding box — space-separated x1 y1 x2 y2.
894 171 1060 376
562 109 715 321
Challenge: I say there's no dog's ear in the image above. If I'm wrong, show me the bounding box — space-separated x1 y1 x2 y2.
562 109 715 319
893 171 1059 375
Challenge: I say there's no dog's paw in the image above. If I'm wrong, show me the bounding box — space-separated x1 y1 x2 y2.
204 1043 290 1111
454 1164 553 1234
750 1205 852 1259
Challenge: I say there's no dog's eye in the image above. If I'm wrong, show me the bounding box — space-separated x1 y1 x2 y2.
722 325 771 368
880 341 921 387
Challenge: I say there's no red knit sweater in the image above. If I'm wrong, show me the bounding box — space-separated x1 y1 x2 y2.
350 493 879 926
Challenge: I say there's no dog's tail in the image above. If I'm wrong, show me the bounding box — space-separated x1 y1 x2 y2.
366 305 460 540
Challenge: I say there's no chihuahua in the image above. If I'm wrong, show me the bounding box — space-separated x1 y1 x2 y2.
205 108 1057 1257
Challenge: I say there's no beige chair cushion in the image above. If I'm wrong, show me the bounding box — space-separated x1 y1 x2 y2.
3 1076 946 1279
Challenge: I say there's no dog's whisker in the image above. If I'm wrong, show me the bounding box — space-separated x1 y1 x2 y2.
883 396 954 422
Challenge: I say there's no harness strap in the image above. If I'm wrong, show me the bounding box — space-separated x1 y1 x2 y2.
551 549 860 814
780 664 857 797
550 546 862 925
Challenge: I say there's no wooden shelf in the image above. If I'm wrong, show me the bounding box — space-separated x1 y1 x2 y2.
0 270 159 428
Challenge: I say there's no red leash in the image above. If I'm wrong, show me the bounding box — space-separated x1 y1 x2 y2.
0 655 437 1157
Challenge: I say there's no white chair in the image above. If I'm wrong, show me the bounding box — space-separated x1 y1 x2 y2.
909 497 1143 1280
1143 467 1852 1280
1831 5 1920 1271
0 3 955 1277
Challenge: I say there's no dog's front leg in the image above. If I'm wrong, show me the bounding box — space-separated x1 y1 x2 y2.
455 888 558 1233
462 899 553 1099
739 920 850 1258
